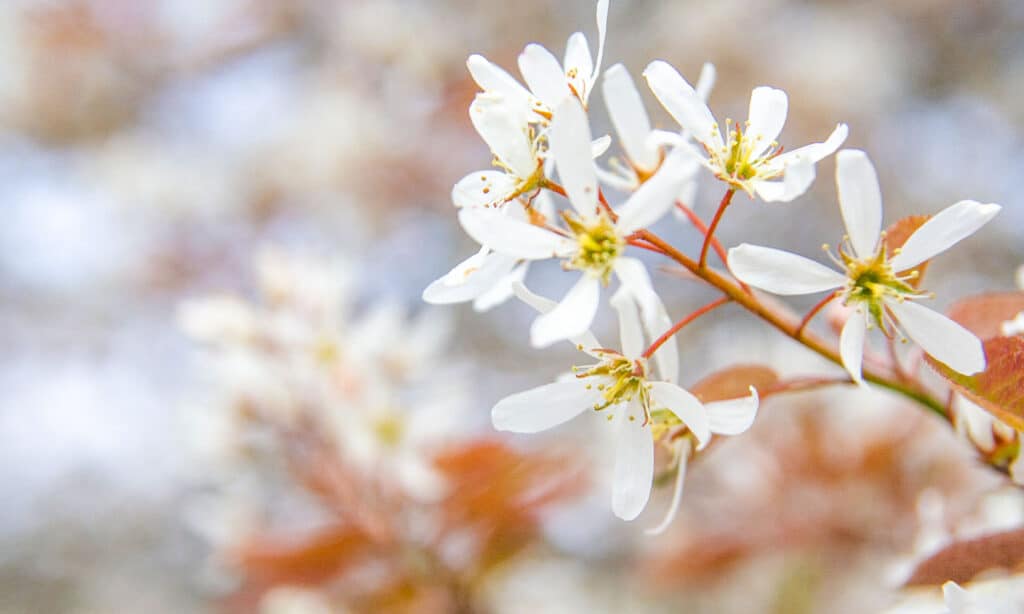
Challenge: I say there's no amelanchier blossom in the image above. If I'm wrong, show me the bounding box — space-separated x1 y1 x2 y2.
598 62 715 194
643 60 848 202
459 97 690 347
493 283 758 521
728 149 1001 383
466 0 608 127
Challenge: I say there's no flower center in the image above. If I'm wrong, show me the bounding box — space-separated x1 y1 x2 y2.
562 212 624 283
839 243 919 329
708 120 781 189
373 414 404 448
574 352 649 413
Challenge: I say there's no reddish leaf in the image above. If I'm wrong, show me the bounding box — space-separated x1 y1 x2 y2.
947 292 1024 340
884 215 931 288
926 336 1024 430
905 528 1024 586
234 524 372 588
691 364 779 403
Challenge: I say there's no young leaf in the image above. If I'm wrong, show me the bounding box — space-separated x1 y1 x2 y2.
905 527 1024 586
947 292 1024 340
926 336 1024 430
691 364 779 402
883 215 931 288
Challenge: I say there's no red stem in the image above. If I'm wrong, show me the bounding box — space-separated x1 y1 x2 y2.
699 189 735 269
676 201 751 294
795 290 840 338
642 296 731 359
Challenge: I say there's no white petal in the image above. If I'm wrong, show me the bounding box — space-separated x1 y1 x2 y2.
563 32 593 88
512 281 601 351
695 62 716 101
602 64 658 170
549 98 599 216
645 293 679 385
752 156 815 203
531 275 601 348
593 0 609 83
888 300 986 375
466 54 533 118
492 380 597 433
835 149 882 259
612 257 656 312
705 387 759 435
775 123 849 165
611 288 644 358
452 170 519 208
469 94 537 178
839 308 868 385
727 244 846 295
643 60 721 149
615 149 690 234
611 258 677 381
645 439 690 535
518 44 567 109
472 261 527 312
649 382 711 450
746 86 788 156
889 200 1001 272
612 403 654 521
422 249 517 304
591 134 612 158
941 582 971 611
458 207 566 259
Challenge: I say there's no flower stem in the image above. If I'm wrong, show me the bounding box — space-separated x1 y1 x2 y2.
795 290 840 338
676 201 752 295
635 229 947 418
642 296 731 359
699 189 735 270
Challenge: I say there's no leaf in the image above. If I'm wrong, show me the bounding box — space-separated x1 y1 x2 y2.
947 292 1024 340
905 528 1024 586
926 336 1024 430
691 364 779 403
883 215 931 288
234 525 372 587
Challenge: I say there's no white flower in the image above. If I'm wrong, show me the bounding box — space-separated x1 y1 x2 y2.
493 283 758 521
728 149 1001 382
643 60 848 202
452 93 548 210
598 62 713 194
466 0 608 125
458 97 690 347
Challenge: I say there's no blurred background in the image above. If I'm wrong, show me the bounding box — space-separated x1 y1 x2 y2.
1 0 1022 612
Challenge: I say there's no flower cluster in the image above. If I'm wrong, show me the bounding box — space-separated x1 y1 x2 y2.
181 247 585 611
426 0 1003 528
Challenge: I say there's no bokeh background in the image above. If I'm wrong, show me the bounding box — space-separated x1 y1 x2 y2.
2 0 1022 612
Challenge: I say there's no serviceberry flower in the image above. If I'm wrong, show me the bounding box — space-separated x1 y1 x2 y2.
458 98 690 347
492 283 757 521
466 0 608 126
598 62 714 193
643 60 848 202
728 149 1001 382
